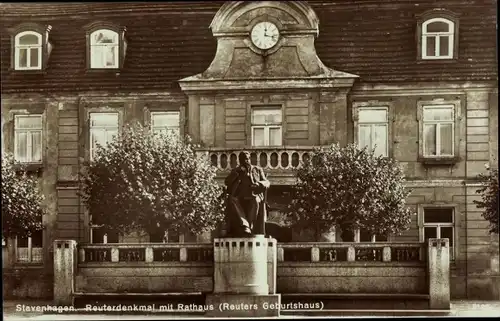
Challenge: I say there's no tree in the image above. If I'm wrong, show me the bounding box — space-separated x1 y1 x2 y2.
285 143 413 241
80 123 225 238
474 168 499 234
1 154 44 239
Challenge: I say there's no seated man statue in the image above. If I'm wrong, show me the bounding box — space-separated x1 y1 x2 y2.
224 151 270 237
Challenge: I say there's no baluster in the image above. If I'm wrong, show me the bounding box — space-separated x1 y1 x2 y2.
79 248 85 263
111 247 119 262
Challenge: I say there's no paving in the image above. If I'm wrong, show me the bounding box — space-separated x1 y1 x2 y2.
3 300 500 319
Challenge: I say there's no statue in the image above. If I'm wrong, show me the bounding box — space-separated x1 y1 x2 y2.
224 151 270 237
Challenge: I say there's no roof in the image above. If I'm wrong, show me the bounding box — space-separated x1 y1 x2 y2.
0 1 497 94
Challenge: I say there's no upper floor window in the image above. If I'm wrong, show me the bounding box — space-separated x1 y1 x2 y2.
84 22 128 70
417 9 459 61
422 18 454 59
358 108 388 157
251 107 282 147
15 31 42 70
422 105 454 157
417 99 461 164
90 29 119 69
8 23 53 71
151 112 180 136
14 115 43 163
89 113 118 161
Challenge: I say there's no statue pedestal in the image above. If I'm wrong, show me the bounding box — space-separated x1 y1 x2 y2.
205 236 281 317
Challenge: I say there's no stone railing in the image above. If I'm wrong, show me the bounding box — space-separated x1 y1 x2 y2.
55 239 449 310
78 243 213 263
77 241 424 264
277 242 425 263
197 147 314 172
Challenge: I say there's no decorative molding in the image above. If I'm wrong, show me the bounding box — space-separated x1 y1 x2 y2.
351 82 497 97
210 1 319 36
179 76 357 93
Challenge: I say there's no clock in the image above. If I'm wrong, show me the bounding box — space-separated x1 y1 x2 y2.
250 21 280 50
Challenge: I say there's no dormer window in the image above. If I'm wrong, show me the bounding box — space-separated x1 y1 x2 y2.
8 23 53 71
422 18 454 59
417 9 459 61
84 22 127 70
15 31 42 70
90 29 119 69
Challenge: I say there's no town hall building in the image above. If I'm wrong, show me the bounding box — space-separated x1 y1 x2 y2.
1 1 498 302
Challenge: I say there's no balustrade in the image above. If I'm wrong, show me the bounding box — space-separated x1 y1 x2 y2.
278 243 425 263
78 242 424 264
78 243 213 263
198 147 314 171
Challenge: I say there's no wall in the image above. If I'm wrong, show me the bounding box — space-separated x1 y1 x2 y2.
188 90 349 149
277 263 426 294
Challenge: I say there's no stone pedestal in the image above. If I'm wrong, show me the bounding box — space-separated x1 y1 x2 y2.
205 236 281 317
53 240 77 305
428 238 450 310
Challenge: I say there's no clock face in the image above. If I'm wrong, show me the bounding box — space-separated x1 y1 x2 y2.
250 21 280 50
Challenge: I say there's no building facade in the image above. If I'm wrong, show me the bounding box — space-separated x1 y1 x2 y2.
1 1 498 300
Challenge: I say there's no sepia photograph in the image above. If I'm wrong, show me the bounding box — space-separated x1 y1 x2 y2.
1 0 499 319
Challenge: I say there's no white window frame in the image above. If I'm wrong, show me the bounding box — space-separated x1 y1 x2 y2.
422 18 454 60
89 112 119 162
150 111 180 136
251 107 283 147
417 203 460 260
357 107 389 157
14 31 42 70
14 114 43 163
15 234 43 264
422 105 455 157
355 228 390 243
90 29 119 69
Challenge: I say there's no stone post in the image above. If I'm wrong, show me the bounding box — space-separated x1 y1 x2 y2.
53 240 77 305
6 237 17 268
267 238 277 294
428 238 450 310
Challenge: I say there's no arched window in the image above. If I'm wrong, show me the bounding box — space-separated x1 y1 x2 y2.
421 18 455 59
90 29 119 68
14 31 42 70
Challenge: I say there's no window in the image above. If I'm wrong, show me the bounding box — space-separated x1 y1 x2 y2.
422 105 454 157
85 22 127 70
90 29 119 68
358 108 388 157
251 107 282 146
151 112 180 136
89 113 119 161
14 115 43 163
14 31 42 70
420 207 455 259
418 100 461 163
8 23 53 71
16 231 43 263
149 230 181 243
359 229 388 242
417 10 459 61
422 18 454 59
90 228 119 244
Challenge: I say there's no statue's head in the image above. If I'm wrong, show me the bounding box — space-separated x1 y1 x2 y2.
238 151 252 166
